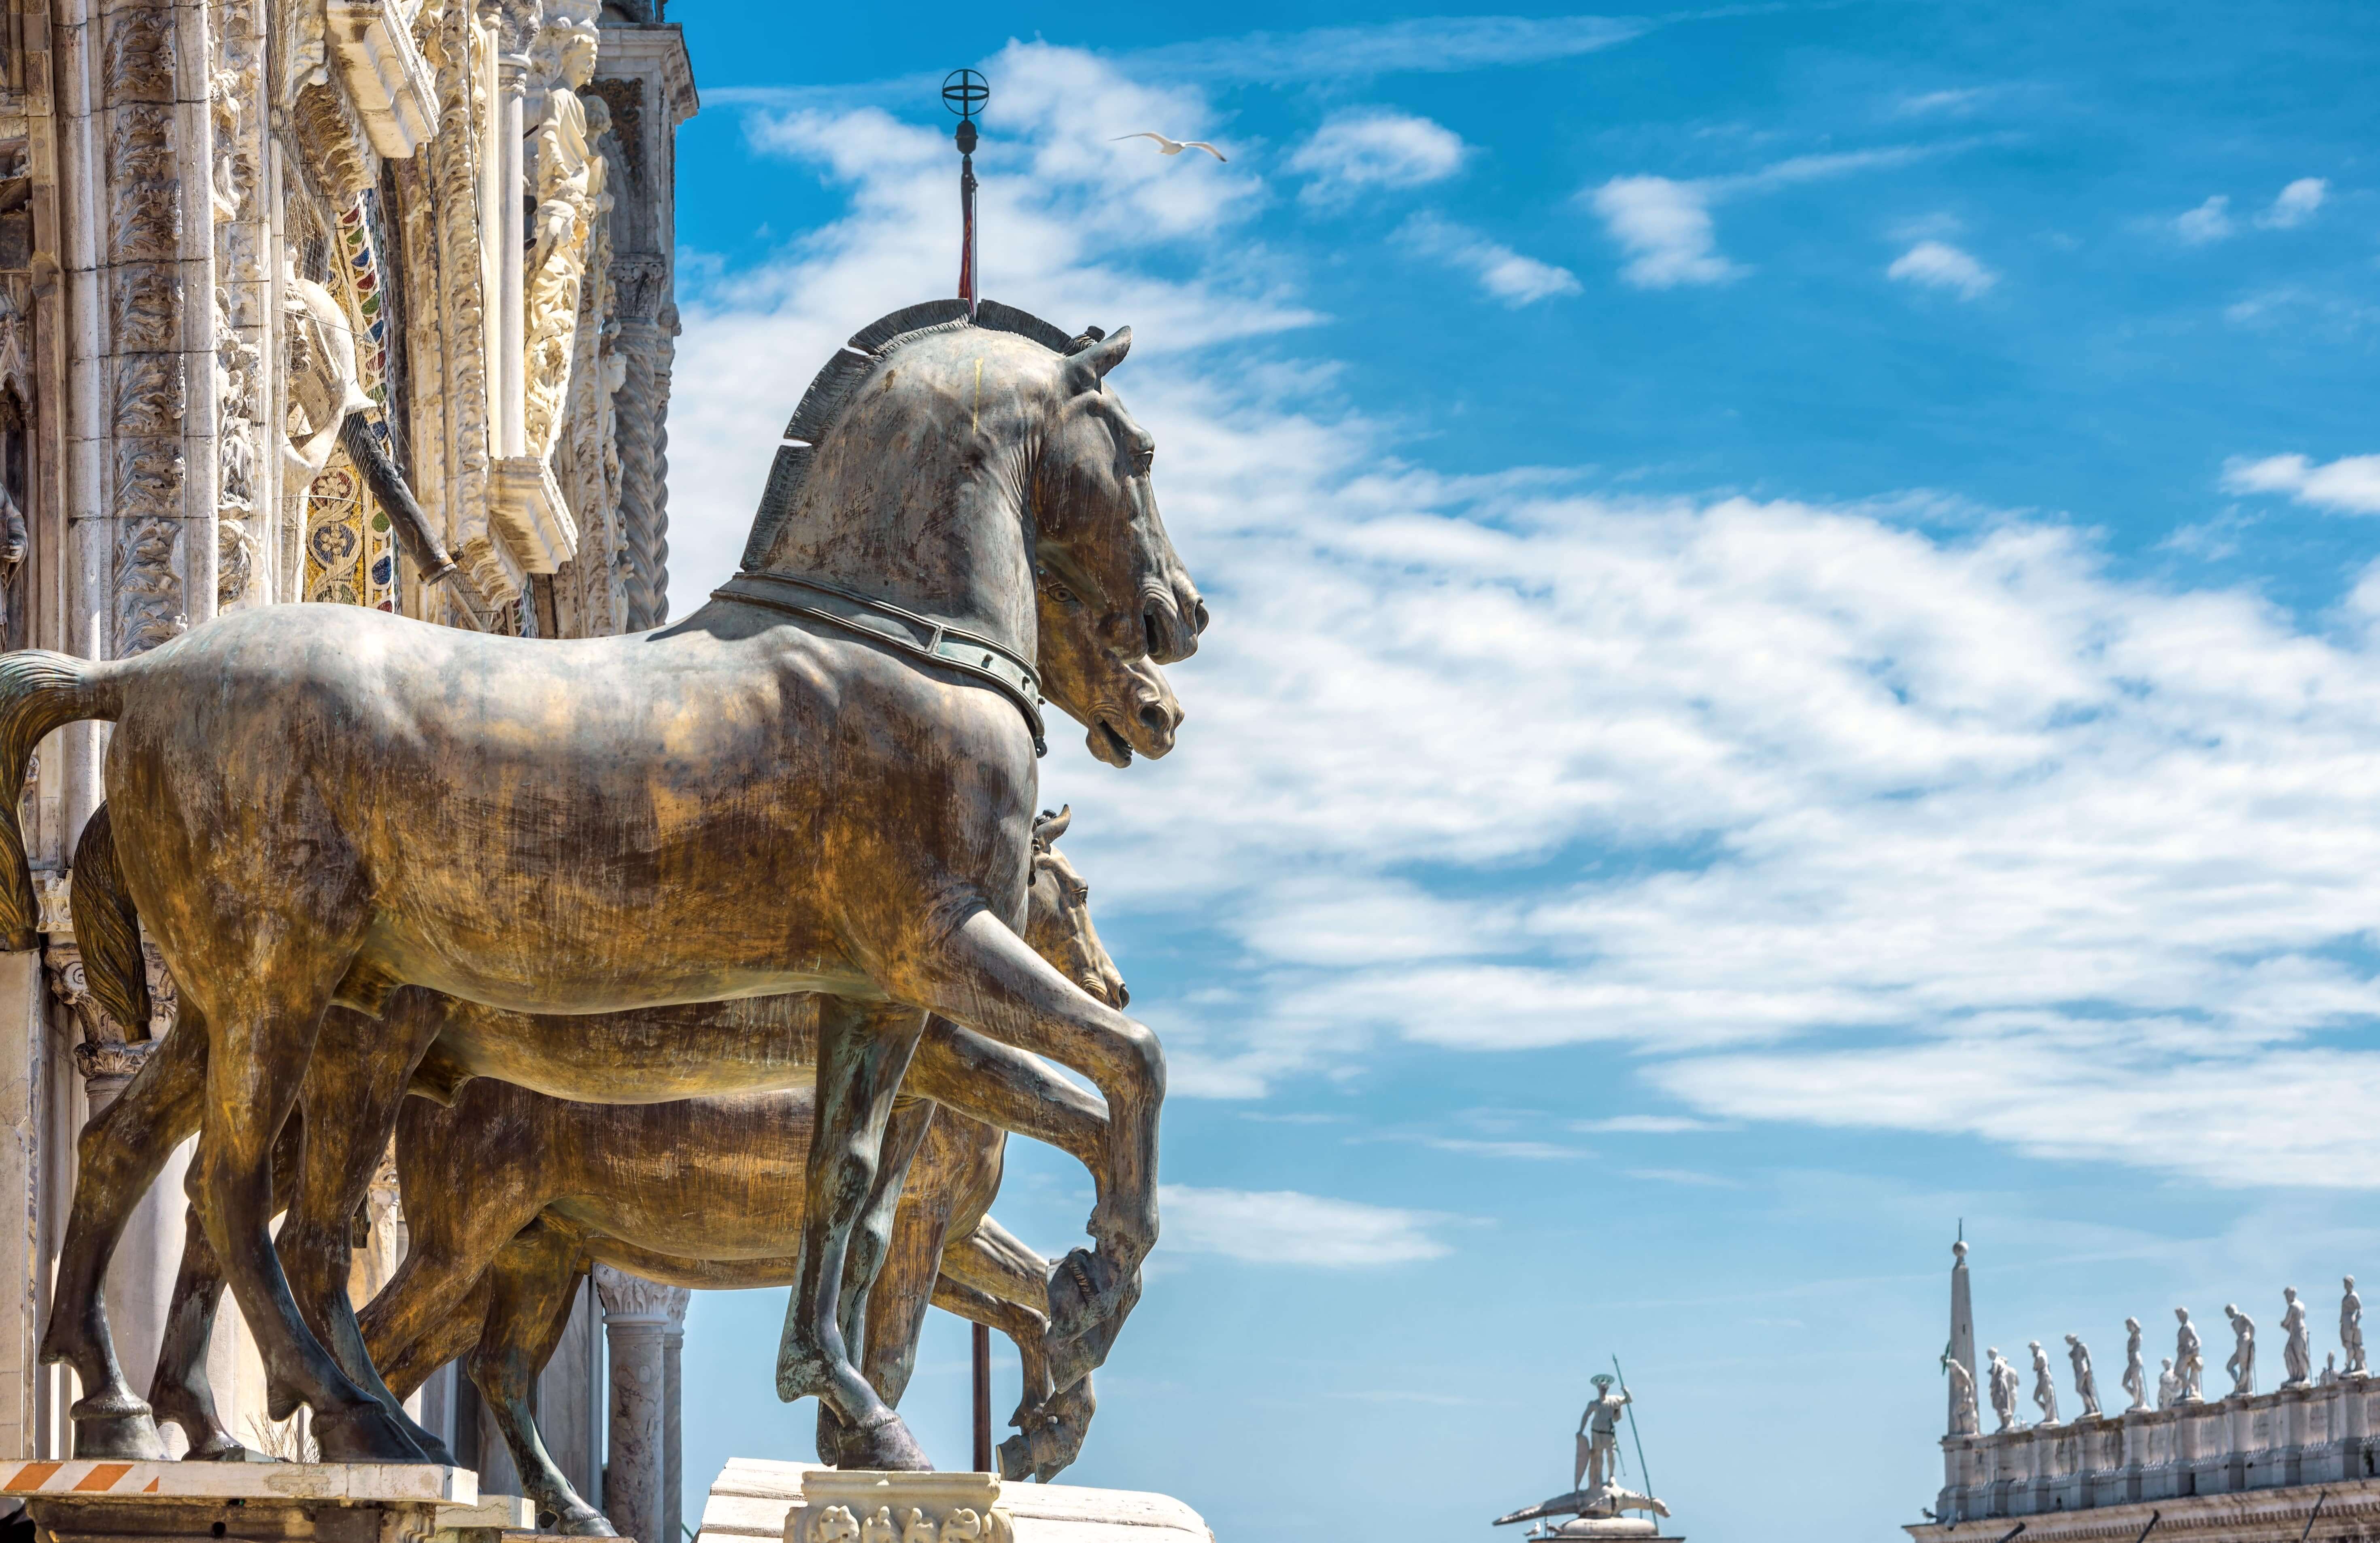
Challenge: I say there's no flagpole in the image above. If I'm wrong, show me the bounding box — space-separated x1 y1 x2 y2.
1613 1355 1652 1504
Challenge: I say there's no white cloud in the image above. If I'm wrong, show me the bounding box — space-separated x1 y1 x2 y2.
2222 453 2380 515
1399 212 1580 305
1570 1115 1722 1133
2259 177 2328 229
1892 87 1995 118
1887 239 1998 298
674 41 2380 1196
1589 176 1741 288
1289 110 1466 202
1156 1185 1451 1265
2175 195 2234 244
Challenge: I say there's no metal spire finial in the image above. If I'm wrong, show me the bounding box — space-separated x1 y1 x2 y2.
942 69 988 318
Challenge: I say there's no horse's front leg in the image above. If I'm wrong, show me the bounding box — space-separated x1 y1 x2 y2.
907 912 1162 1359
775 997 931 1470
37 1014 208 1459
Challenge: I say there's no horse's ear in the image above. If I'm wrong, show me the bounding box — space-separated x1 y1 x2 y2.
1034 804 1072 846
1062 329 1130 394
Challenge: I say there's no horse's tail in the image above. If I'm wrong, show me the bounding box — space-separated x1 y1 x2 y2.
0 650 123 950
69 803 151 1036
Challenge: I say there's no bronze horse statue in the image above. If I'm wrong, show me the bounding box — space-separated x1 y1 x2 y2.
0 298 1202 1467
134 812 1116 1527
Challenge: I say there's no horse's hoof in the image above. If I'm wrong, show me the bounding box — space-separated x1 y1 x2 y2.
69 1402 166 1461
400 1422 459 1467
845 1411 932 1472
814 1403 856 1468
555 1508 618 1537
997 1435 1032 1483
312 1402 430 1463
184 1433 257 1462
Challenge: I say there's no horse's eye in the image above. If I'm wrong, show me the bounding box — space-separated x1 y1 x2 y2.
1071 885 1090 904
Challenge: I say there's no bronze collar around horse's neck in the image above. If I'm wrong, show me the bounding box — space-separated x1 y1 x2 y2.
714 569 1047 756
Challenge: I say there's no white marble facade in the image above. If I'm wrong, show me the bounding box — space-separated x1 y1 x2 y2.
0 0 695 1529
1929 1245 2380 1534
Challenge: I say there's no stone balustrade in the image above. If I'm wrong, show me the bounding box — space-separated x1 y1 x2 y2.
1937 1378 2380 1522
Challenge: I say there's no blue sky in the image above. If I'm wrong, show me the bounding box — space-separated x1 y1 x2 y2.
660 4 2380 1540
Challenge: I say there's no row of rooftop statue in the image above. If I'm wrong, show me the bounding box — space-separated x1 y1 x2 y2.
0 299 1207 1534
1949 1278 2371 1435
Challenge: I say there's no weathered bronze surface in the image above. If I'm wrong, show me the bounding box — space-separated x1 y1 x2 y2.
1 301 1202 1467
117 816 1116 1528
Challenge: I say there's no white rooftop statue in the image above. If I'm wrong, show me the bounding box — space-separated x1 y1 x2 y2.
1493 1370 1672 1538
2121 1318 2149 1413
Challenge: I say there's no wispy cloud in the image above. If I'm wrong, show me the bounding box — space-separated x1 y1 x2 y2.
2221 453 2380 516
2258 177 2328 229
1129 14 1656 83
1570 1115 1723 1133
1887 239 1998 298
1400 212 1581 305
2174 195 2233 244
1157 1185 1454 1265
1891 86 1999 118
1587 140 1995 288
1290 110 1467 203
1628 1168 1742 1188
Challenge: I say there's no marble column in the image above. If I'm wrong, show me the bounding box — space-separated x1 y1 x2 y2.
597 1265 689 1543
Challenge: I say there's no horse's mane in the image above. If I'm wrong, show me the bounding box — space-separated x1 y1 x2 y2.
740 299 1092 573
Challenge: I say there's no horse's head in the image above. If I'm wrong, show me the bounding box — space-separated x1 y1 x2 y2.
1024 807 1126 1008
1037 570 1182 766
1033 329 1208 665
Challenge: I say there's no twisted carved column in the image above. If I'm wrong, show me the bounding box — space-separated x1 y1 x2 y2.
597 1265 690 1543
610 257 669 628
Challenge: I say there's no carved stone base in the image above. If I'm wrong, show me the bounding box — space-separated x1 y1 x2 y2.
789 1471 1010 1543
3 1460 480 1543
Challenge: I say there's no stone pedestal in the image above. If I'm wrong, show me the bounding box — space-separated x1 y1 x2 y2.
696 1460 1211 1543
2 1460 476 1543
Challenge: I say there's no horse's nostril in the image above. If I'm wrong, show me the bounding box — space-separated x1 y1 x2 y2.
1142 604 1164 658
1116 983 1130 1008
1139 702 1174 736
1192 600 1210 635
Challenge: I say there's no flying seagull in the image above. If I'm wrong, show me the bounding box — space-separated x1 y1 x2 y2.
1112 132 1227 163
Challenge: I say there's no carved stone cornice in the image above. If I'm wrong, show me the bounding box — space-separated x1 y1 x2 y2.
594 1263 690 1326
326 0 439 158
488 454 574 575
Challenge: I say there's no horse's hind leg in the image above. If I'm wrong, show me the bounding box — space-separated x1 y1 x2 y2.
776 998 931 1471
148 1202 249 1460
467 1223 614 1537
278 1001 454 1462
818 1102 943 1467
186 951 422 1461
38 1015 208 1459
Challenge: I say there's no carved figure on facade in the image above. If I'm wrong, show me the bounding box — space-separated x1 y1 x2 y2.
1987 1347 2020 1432
2064 1334 2099 1419
2123 1316 2149 1412
2346 1276 2365 1375
2175 1307 2203 1401
2224 1303 2255 1397
282 251 376 486
2282 1286 2312 1388
523 2 606 460
2028 1341 2058 1425
2156 1356 2180 1410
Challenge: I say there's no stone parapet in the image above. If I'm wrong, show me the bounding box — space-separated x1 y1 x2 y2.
1936 1379 2380 1523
